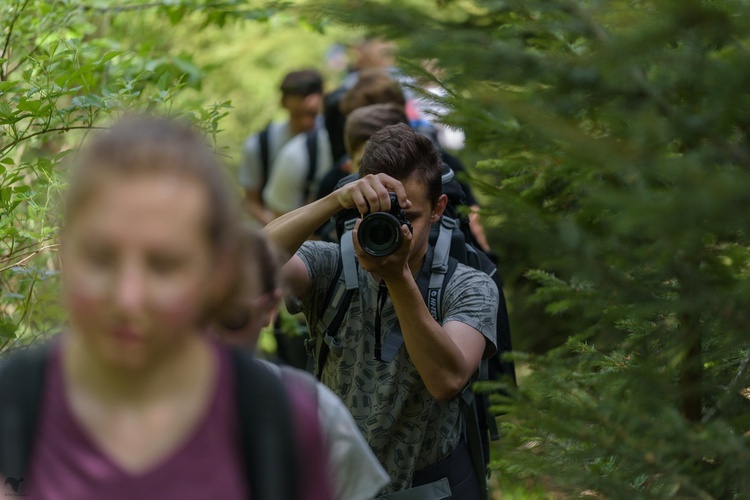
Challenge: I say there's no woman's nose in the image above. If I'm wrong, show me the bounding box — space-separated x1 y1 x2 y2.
114 263 147 314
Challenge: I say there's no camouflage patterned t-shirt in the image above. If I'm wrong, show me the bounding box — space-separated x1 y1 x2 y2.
297 240 498 493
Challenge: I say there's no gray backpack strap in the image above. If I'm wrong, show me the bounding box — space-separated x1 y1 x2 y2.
311 236 358 378
340 220 359 290
426 217 458 315
432 217 457 274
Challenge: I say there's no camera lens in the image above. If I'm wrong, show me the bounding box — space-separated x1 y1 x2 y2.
358 213 402 256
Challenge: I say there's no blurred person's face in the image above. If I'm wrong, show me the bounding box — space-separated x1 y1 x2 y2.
283 93 323 135
356 39 396 69
215 246 280 349
216 286 279 350
61 174 218 371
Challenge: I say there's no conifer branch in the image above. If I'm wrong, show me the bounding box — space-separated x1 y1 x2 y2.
702 351 750 424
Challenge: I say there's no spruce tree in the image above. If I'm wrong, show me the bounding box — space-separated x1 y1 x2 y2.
311 0 750 496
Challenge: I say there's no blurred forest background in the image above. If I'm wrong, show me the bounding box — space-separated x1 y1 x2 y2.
2 0 750 498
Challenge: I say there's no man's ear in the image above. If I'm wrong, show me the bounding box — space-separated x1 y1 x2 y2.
431 194 448 222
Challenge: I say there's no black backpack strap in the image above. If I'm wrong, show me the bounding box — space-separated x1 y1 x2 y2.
418 216 461 324
258 124 271 192
0 344 50 482
231 348 299 500
304 130 319 203
459 383 490 500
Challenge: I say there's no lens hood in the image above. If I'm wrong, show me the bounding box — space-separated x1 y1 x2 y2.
358 212 403 257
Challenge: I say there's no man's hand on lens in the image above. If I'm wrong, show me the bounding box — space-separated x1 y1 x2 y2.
352 217 413 281
335 173 410 215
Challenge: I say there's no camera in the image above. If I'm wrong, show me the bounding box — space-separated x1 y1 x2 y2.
358 192 412 257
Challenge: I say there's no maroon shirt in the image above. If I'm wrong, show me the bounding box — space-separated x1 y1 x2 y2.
26 342 332 500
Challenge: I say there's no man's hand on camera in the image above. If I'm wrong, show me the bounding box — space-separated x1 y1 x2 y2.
335 173 411 215
352 217 413 282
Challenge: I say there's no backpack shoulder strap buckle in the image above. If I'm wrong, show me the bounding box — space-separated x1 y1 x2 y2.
340 224 359 291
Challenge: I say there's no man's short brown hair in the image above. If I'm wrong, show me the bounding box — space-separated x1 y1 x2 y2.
280 69 323 97
339 69 405 116
344 103 409 156
359 123 442 207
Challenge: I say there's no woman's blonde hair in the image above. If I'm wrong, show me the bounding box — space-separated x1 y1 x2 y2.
63 115 244 320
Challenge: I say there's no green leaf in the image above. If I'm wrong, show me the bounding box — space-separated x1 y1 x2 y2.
0 102 13 118
98 50 121 64
0 81 20 92
71 94 103 108
156 71 171 91
16 98 41 113
0 315 17 340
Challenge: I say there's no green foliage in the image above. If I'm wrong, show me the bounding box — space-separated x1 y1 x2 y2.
183 11 351 163
0 0 332 353
314 0 750 496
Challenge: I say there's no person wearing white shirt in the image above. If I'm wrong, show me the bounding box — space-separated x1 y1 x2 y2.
239 70 324 224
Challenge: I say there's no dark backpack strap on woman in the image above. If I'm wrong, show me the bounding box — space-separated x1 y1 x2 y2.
231 348 300 500
0 344 50 482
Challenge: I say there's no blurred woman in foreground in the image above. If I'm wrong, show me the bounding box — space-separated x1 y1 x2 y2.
0 117 332 500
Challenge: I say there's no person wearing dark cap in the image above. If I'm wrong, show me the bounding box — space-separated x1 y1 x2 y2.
239 69 324 225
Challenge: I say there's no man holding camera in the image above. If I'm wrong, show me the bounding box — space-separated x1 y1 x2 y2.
265 123 498 498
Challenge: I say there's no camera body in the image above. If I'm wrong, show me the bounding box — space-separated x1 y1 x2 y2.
358 192 412 257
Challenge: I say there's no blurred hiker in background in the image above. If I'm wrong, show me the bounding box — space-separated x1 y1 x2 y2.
239 69 326 225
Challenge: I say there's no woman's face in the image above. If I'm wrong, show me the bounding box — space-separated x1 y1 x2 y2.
61 174 218 371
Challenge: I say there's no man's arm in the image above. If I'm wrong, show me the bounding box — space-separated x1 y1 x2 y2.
263 194 341 300
244 188 275 225
353 221 495 402
388 279 488 401
388 271 491 402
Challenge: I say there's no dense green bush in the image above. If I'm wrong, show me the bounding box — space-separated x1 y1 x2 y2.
0 0 338 353
311 0 750 496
